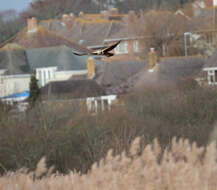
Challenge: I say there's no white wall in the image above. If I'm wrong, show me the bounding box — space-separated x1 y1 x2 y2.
54 70 87 82
36 67 88 87
114 41 129 54
0 74 31 97
86 95 117 113
36 67 57 87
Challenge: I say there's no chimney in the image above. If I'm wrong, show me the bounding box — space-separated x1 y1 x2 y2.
128 10 136 23
86 57 95 79
61 14 74 29
109 8 118 15
27 17 38 33
100 10 109 19
148 48 158 71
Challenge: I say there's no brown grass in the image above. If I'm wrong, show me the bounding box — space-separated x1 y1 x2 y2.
0 137 217 190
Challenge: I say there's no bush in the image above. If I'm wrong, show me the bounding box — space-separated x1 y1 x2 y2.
0 85 217 174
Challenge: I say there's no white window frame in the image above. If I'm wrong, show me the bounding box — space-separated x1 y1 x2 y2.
115 41 128 54
36 67 57 87
133 40 139 53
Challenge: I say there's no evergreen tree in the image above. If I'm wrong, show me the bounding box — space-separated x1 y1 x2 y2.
29 73 40 107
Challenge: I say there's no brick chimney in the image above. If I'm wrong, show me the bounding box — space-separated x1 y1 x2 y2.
61 14 74 29
204 0 213 7
109 8 118 15
128 10 137 23
86 57 95 79
27 17 37 33
100 10 109 19
148 48 158 70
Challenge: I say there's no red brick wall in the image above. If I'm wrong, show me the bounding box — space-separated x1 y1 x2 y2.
205 0 213 7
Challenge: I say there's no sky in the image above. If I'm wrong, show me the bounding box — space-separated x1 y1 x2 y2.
0 0 32 12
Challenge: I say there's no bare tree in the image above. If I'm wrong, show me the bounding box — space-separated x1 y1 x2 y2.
21 0 99 20
137 10 193 56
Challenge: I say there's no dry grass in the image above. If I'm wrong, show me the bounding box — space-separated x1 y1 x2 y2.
1 137 217 190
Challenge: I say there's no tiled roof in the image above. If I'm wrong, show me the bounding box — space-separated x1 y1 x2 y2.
94 59 145 94
40 18 135 47
26 46 89 71
41 79 105 99
0 44 30 75
158 57 205 82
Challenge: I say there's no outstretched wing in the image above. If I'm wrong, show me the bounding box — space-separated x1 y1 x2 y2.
72 51 88 56
103 40 121 53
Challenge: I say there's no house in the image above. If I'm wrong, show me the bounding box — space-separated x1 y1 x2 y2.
109 56 205 92
203 49 217 84
26 46 94 87
193 0 213 8
40 9 144 57
94 59 146 94
157 57 205 83
0 44 31 98
0 16 106 100
40 79 117 113
40 79 105 99
0 17 90 52
0 42 100 98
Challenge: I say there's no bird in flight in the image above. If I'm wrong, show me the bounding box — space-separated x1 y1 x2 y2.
72 40 121 57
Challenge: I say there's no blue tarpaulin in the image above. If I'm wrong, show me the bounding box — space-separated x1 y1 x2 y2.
2 91 29 100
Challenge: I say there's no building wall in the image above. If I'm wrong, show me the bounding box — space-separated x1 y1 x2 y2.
86 57 95 79
55 70 87 81
114 40 141 55
36 67 88 87
203 67 217 85
204 0 213 7
0 74 31 97
86 95 117 113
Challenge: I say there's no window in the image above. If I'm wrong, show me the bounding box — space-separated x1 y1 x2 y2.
133 40 139 53
48 70 51 80
38 70 42 86
0 77 3 84
97 100 102 113
90 100 96 113
103 99 109 111
208 70 216 84
43 71 46 86
115 41 128 54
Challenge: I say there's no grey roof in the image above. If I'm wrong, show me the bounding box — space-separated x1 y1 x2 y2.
26 46 89 71
0 44 30 75
40 20 130 47
109 57 205 94
158 57 204 82
94 59 145 94
41 79 105 99
204 49 217 68
107 23 137 40
0 25 91 53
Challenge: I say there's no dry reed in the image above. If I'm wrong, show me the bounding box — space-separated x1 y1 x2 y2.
1 137 217 190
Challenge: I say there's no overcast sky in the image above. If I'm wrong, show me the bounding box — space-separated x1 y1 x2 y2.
0 0 32 12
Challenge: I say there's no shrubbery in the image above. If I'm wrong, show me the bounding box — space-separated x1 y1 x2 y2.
0 83 217 174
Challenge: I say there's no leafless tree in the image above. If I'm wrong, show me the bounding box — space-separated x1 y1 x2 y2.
136 10 194 56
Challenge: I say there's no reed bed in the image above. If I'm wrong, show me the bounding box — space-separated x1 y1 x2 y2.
1 137 217 190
